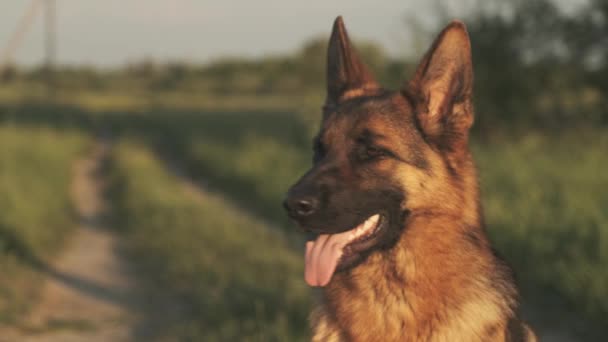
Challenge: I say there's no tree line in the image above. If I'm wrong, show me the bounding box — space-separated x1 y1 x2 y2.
1 0 605 129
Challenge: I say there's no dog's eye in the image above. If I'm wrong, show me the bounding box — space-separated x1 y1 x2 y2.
358 145 391 162
366 146 387 158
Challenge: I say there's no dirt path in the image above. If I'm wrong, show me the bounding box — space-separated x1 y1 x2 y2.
0 142 172 342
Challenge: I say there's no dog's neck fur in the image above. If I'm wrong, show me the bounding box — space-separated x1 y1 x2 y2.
311 161 521 341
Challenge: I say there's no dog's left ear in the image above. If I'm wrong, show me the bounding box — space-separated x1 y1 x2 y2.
325 16 380 110
404 21 474 151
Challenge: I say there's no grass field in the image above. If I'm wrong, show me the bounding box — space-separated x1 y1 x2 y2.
118 110 607 337
110 141 311 341
0 99 606 338
475 131 608 330
0 124 89 323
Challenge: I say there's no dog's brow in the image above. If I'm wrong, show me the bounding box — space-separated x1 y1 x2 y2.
358 129 387 143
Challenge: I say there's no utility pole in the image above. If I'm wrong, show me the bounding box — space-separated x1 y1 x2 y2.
44 0 56 99
0 1 41 75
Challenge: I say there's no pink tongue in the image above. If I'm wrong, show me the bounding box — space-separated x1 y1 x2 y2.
305 232 351 287
304 215 380 287
303 216 374 286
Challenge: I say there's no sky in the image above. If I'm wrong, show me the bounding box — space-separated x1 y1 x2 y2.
0 0 582 67
0 0 439 67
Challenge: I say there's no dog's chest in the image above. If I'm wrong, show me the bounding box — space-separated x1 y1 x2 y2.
312 282 414 341
312 286 506 342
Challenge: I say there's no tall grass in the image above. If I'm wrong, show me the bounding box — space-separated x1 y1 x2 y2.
0 125 88 322
136 111 606 336
114 110 313 226
475 131 608 327
110 141 310 341
2 102 605 337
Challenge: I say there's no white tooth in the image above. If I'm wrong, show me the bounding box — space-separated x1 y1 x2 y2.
350 225 361 239
347 214 381 242
355 224 365 236
364 214 379 231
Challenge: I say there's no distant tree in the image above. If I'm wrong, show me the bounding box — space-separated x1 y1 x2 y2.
0 64 19 83
566 0 608 121
412 0 608 129
127 59 159 79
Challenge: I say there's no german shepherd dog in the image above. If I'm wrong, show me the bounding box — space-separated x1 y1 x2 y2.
283 17 537 341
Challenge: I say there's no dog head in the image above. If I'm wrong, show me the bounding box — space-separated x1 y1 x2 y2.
284 17 477 286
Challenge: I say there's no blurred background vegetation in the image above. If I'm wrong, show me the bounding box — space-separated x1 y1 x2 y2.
0 0 606 340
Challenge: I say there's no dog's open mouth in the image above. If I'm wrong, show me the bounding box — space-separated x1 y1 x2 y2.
304 214 384 287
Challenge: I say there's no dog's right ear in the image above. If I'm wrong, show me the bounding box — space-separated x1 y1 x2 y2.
325 16 380 110
403 21 474 151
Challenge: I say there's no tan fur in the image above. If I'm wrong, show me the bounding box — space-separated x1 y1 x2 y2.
339 84 382 102
310 212 531 341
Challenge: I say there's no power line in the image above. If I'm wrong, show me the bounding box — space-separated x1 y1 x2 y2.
0 0 43 71
44 0 56 98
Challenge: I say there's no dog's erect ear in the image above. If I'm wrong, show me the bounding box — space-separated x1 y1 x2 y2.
404 21 474 150
325 16 380 109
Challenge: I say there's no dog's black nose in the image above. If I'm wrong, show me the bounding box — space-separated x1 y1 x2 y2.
283 196 318 218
